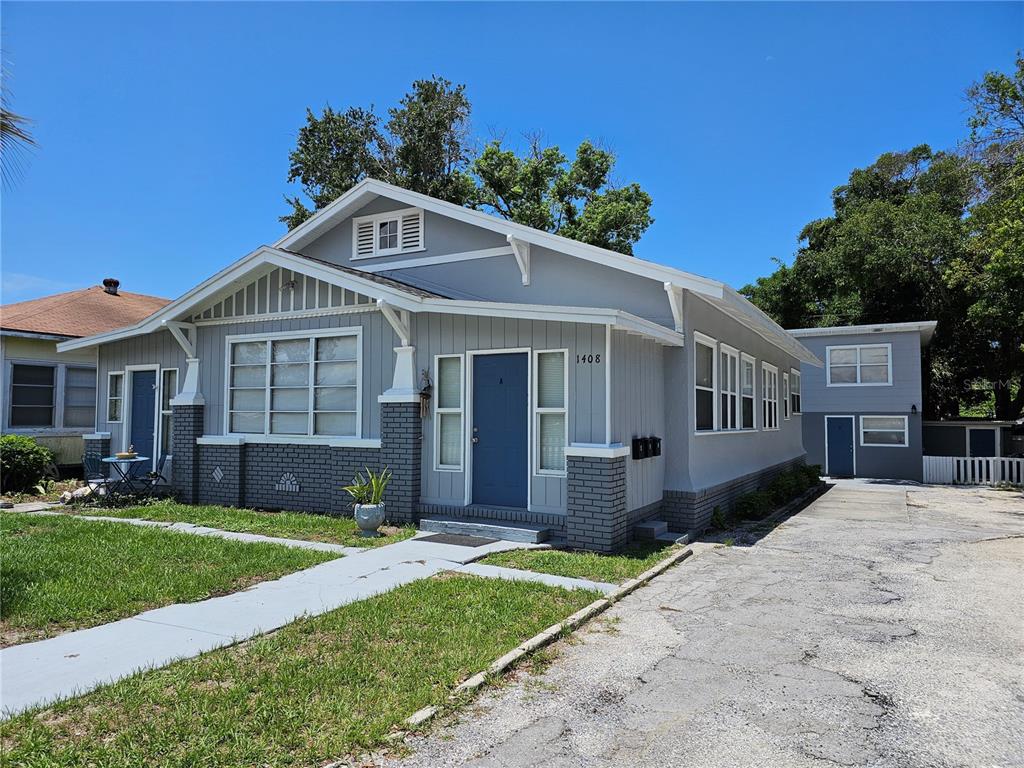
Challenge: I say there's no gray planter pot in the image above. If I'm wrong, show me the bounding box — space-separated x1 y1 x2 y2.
354 503 385 537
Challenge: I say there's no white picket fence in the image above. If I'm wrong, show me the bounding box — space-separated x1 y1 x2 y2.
922 456 1024 486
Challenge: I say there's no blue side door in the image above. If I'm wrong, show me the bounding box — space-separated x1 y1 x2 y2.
129 370 157 466
472 353 528 507
968 428 997 457
826 417 855 477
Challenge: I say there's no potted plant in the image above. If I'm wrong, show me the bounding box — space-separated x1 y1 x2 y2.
342 466 392 537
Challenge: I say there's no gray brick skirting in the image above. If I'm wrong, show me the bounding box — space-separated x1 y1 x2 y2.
171 404 204 503
82 435 111 477
662 455 806 534
418 503 567 537
566 455 628 553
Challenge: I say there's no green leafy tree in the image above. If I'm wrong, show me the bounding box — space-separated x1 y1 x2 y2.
472 137 653 254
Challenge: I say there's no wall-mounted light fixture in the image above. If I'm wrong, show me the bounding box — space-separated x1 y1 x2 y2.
911 404 918 415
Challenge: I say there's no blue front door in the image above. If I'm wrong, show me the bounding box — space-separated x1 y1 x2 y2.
826 417 855 477
472 353 528 507
129 370 157 463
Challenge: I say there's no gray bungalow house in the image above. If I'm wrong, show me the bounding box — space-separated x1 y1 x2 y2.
59 180 818 551
790 321 937 481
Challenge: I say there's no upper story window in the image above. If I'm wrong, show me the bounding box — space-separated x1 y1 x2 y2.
826 344 891 386
8 362 96 431
226 329 360 437
352 207 424 259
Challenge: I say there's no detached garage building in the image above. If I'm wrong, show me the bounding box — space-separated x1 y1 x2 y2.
789 321 937 482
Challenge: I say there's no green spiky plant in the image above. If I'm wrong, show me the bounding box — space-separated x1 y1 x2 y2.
342 466 392 506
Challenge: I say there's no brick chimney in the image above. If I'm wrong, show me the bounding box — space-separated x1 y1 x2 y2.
102 278 120 296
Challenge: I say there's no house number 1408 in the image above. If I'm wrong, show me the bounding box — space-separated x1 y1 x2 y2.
576 354 602 364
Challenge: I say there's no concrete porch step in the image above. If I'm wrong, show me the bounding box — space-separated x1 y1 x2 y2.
634 519 668 539
418 516 551 544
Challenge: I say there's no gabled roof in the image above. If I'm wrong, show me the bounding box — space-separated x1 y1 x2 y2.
273 178 818 364
0 285 170 339
788 321 938 347
57 246 687 352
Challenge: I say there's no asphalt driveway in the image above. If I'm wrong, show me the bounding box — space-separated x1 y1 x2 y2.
384 481 1024 768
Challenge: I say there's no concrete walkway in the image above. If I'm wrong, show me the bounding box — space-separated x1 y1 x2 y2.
1 531 609 717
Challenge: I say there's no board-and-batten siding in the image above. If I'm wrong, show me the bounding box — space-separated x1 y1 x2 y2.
414 314 607 514
611 331 666 512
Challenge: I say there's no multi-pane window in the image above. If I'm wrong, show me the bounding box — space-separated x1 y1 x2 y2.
9 364 55 427
790 370 801 414
827 344 891 386
720 346 739 430
63 367 97 428
860 416 908 446
435 355 463 470
762 363 779 430
741 355 756 429
783 372 791 420
695 337 716 432
108 372 124 422
377 219 399 251
228 332 359 437
535 351 567 474
160 369 178 457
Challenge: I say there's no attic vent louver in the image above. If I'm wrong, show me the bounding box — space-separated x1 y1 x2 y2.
102 278 120 295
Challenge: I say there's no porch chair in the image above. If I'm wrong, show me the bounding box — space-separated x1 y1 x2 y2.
139 455 171 498
82 453 111 497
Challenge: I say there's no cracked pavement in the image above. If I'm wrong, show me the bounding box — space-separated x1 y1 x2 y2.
382 481 1024 768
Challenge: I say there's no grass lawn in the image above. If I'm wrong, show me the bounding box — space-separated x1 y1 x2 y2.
1 574 597 767
0 513 337 646
65 500 417 548
479 540 680 584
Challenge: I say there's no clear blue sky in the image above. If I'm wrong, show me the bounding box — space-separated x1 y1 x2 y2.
2 2 1020 303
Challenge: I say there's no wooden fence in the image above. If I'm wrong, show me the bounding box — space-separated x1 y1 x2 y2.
922 456 1024 486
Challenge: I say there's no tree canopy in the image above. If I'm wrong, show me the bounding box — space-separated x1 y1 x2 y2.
282 77 653 254
742 54 1024 420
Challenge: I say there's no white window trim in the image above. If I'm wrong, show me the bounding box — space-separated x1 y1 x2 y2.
859 415 909 448
790 368 802 415
826 343 893 387
159 368 179 458
223 326 362 439
351 207 425 260
533 348 569 477
740 353 757 431
433 353 465 472
762 362 779 431
719 343 740 431
693 331 718 433
783 371 791 421
106 370 125 424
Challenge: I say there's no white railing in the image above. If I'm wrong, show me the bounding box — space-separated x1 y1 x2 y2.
923 456 1024 486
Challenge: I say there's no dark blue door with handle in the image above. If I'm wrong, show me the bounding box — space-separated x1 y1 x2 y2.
130 370 157 466
472 353 528 507
826 417 855 477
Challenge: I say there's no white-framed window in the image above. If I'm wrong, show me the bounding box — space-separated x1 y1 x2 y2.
720 345 740 430
226 328 360 437
534 349 568 475
860 415 908 447
6 362 97 431
352 207 425 258
694 333 717 432
826 344 892 386
434 354 464 471
783 372 791 420
790 369 802 414
762 363 779 430
107 371 124 423
160 369 179 457
741 354 756 430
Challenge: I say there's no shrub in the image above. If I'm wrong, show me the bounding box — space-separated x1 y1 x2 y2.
733 490 772 520
801 464 822 485
710 505 729 530
0 435 55 494
767 471 803 504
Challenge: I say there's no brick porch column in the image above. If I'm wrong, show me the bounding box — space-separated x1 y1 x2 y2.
83 432 111 477
171 404 204 504
379 401 422 525
565 448 629 553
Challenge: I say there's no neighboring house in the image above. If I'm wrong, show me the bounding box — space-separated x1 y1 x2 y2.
57 179 818 551
789 321 937 482
0 280 170 473
923 418 1023 458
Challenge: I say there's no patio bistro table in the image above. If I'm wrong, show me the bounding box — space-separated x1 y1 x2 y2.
101 456 151 497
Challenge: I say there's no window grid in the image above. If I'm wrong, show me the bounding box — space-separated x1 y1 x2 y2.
434 355 464 471
790 369 802 414
160 369 178 457
783 372 791 420
108 372 124 423
720 346 740 430
827 344 892 386
762 363 779 431
9 364 56 428
694 335 717 432
534 350 568 476
741 354 756 430
860 415 908 447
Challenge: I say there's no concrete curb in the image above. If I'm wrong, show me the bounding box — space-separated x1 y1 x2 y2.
398 544 694 733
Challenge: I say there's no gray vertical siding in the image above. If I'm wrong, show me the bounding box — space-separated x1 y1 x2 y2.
413 314 607 514
611 331 666 512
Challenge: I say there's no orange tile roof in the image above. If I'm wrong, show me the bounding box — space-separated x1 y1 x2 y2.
0 285 171 338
